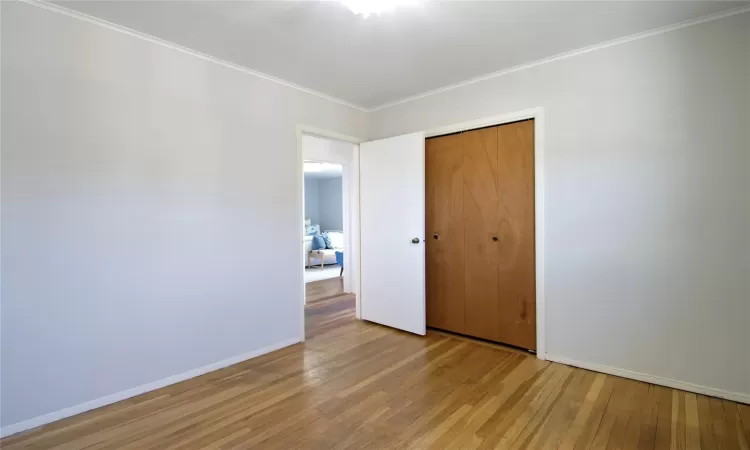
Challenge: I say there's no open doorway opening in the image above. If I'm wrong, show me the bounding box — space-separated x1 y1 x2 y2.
304 161 345 287
299 132 360 339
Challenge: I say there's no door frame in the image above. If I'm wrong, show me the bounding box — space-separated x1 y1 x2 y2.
296 125 364 342
422 107 547 360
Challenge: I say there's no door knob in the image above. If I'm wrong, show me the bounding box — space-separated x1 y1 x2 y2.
433 233 439 240
411 237 420 244
492 236 499 241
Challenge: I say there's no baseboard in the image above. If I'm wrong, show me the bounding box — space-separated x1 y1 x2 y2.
0 337 301 438
545 354 750 405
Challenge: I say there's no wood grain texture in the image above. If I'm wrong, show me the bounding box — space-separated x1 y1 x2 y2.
3 296 748 449
306 276 344 303
462 125 502 342
425 120 535 349
495 119 536 350
426 132 466 334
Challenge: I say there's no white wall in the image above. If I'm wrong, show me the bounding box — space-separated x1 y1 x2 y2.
303 177 320 225
371 12 750 399
317 177 343 231
0 1 367 431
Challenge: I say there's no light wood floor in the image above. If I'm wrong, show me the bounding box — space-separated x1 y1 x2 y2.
306 276 344 303
3 288 748 449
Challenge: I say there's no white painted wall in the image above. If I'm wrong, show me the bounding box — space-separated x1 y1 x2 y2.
318 177 343 231
0 1 367 431
303 177 320 225
370 12 750 399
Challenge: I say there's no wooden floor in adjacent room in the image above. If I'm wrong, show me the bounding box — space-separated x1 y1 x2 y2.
3 285 748 449
305 276 344 303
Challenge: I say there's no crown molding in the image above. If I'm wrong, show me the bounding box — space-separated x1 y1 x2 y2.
18 0 370 112
16 0 750 114
368 4 750 112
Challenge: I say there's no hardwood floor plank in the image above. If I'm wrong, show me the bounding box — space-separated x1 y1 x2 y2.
684 393 701 450
737 403 750 450
472 363 566 448
722 399 748 450
635 385 661 450
572 375 617 450
305 277 345 303
697 394 718 450
607 379 647 450
712 396 740 450
537 371 599 449
2 293 748 450
589 377 636 449
739 404 750 444
558 373 607 450
503 366 577 449
652 385 674 450
673 390 687 450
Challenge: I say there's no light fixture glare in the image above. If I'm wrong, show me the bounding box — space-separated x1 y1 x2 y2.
340 0 424 18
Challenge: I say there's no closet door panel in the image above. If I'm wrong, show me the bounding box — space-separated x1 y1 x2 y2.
462 126 501 342
425 133 465 333
496 120 536 350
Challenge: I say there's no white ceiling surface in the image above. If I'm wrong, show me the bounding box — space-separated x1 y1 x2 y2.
305 172 342 179
304 163 343 179
52 1 746 110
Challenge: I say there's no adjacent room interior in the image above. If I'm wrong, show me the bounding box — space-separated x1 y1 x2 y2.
303 161 345 284
2 0 749 448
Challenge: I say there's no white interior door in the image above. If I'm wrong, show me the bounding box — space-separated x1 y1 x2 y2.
360 132 426 335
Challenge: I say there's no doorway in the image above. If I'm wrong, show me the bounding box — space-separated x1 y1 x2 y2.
297 129 362 340
296 108 545 359
303 161 345 284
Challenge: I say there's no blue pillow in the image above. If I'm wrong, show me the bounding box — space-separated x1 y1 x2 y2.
312 235 326 250
322 232 333 249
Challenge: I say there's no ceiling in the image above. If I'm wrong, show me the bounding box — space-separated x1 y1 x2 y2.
304 162 343 179
53 1 747 110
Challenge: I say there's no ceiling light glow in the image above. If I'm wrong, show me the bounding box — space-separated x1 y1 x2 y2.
304 162 341 173
340 0 424 18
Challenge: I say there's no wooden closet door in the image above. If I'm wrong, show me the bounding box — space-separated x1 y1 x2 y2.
495 120 536 350
462 126 501 342
425 133 465 334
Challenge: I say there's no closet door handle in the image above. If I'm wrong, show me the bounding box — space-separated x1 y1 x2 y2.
492 236 499 241
433 233 440 240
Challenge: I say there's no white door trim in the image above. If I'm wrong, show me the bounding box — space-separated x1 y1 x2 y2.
296 125 364 342
422 107 547 360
